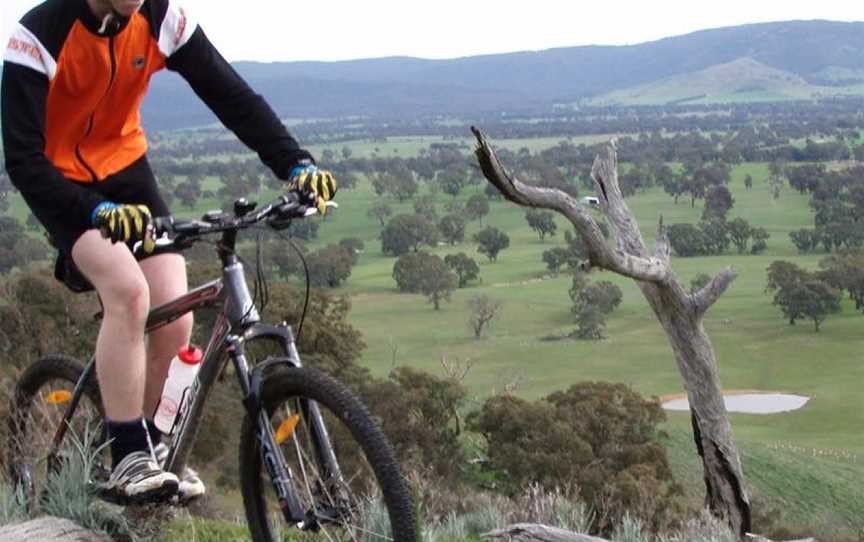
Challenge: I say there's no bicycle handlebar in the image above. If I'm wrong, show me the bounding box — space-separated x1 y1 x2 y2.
134 191 337 256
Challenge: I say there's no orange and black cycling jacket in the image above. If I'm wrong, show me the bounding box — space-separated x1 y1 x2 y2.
2 0 312 237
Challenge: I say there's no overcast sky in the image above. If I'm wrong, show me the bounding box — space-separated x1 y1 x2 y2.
2 0 862 62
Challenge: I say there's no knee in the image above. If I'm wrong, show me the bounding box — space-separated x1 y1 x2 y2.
102 275 151 324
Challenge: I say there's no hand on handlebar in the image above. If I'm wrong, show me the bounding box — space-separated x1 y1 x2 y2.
92 202 155 254
140 191 340 253
287 164 337 215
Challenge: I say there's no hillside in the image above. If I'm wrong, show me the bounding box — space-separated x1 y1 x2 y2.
140 20 864 129
590 57 858 105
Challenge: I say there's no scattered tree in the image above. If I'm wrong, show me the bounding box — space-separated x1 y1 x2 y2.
750 226 769 254
338 237 365 265
392 252 457 309
367 202 393 226
381 214 438 256
818 249 864 313
413 194 438 222
726 217 753 254
305 244 355 287
524 209 558 241
768 160 785 200
569 274 623 339
174 175 202 209
786 280 842 331
765 260 842 329
393 252 433 293
439 166 467 197
789 228 819 253
465 193 490 225
474 226 510 262
444 252 479 287
667 223 707 257
702 185 734 220
390 172 419 202
419 257 457 310
438 214 466 245
541 247 572 275
700 217 730 255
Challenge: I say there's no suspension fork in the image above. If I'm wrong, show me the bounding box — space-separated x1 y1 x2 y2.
231 333 307 524
237 325 346 525
285 339 344 490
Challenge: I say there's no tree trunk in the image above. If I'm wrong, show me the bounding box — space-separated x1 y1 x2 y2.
0 517 112 542
471 129 751 538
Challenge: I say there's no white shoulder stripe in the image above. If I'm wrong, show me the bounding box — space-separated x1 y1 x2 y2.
3 23 57 80
158 1 198 58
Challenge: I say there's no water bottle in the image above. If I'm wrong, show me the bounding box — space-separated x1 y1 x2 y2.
154 345 203 434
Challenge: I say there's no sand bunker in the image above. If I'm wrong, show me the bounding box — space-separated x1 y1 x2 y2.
662 392 810 414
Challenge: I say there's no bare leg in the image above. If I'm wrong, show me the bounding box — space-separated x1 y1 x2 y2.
139 253 193 419
71 230 149 421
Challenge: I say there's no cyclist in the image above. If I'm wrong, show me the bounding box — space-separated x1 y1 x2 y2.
2 0 336 503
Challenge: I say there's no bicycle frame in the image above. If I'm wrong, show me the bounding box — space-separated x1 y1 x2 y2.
47 231 344 525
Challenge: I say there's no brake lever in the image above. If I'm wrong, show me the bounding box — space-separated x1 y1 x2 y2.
303 201 339 217
132 233 173 255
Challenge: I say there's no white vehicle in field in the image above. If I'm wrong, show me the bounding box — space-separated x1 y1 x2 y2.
581 196 600 206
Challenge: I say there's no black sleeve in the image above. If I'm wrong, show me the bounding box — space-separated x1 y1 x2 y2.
165 27 314 180
1 62 104 233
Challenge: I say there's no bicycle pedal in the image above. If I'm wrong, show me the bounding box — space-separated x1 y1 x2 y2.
95 482 178 507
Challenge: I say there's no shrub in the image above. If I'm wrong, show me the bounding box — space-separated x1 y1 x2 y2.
363 367 466 480
468 382 681 534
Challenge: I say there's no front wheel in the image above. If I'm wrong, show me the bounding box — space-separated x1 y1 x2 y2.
239 367 416 542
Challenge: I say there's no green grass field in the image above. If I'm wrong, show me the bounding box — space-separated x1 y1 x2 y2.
293 154 863 532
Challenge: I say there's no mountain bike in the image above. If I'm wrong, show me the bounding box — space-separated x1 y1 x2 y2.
6 191 417 542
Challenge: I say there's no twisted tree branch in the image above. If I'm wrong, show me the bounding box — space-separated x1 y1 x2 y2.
472 127 669 283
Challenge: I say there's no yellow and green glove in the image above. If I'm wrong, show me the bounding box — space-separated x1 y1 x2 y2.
288 163 337 214
91 202 155 253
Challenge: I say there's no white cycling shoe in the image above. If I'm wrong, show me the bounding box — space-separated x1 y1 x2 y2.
153 442 206 500
98 450 178 505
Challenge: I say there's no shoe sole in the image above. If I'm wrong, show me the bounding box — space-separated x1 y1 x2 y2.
97 479 179 506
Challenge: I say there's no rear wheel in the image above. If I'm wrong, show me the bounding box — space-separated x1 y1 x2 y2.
7 355 107 511
239 366 416 542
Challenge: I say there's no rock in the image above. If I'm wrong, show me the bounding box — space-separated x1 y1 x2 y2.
0 516 112 542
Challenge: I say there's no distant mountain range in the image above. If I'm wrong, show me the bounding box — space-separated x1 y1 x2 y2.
141 20 864 131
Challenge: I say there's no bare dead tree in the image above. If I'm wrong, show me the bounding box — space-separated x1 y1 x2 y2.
467 294 504 338
440 354 474 382
471 127 751 538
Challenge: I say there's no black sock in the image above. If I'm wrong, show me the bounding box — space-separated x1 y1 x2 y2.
144 418 163 448
107 417 149 469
